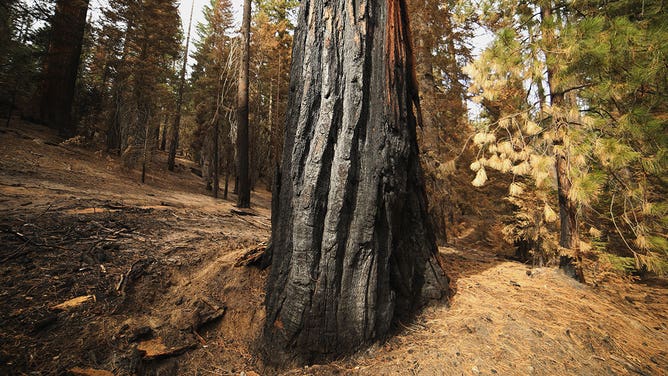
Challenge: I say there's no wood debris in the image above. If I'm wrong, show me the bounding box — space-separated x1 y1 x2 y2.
50 295 95 311
136 337 196 360
234 244 267 267
68 367 114 376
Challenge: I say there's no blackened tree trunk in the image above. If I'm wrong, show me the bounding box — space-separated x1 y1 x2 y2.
37 0 89 135
235 0 252 208
262 0 448 363
168 0 194 171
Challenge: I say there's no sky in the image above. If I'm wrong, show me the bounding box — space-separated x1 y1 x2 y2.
178 0 244 57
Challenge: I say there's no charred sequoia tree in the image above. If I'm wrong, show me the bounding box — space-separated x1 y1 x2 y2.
262 0 449 363
37 0 90 135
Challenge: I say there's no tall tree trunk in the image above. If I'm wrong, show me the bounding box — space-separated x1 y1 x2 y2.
235 0 252 208
37 0 90 136
262 0 448 364
168 0 194 171
541 4 584 282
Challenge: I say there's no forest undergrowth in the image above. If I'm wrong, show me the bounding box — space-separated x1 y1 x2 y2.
0 122 666 375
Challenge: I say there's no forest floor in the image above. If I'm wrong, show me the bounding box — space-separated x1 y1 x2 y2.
0 121 666 376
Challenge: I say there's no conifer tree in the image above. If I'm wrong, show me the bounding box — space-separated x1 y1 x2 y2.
247 0 297 187
35 0 90 135
96 0 181 171
168 0 195 172
563 0 668 273
190 0 237 198
466 0 667 276
406 0 474 243
1 1 47 125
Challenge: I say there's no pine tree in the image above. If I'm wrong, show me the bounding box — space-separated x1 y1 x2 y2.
190 0 237 198
35 0 90 136
563 0 668 274
466 0 586 279
248 0 297 187
406 0 474 244
466 0 667 276
168 0 195 172
1 1 47 125
96 0 181 172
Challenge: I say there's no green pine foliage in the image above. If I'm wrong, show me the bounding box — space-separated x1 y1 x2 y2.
467 0 667 274
0 1 52 119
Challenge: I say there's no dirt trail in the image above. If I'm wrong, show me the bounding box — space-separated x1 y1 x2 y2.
0 122 666 375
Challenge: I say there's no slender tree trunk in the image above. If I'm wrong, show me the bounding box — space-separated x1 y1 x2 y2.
141 117 150 183
153 113 161 145
262 0 448 364
107 18 134 154
6 86 17 128
224 169 229 200
235 0 252 208
541 4 584 282
168 0 194 171
213 121 220 198
36 0 89 136
160 113 168 150
106 93 121 153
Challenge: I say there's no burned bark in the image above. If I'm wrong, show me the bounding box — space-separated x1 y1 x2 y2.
262 0 448 363
37 0 89 135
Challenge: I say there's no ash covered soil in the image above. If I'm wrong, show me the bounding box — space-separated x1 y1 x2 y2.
0 122 666 375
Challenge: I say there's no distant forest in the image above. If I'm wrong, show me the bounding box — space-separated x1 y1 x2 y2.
1 0 666 354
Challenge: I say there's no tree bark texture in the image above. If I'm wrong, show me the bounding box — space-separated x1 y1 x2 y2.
235 0 252 207
263 0 449 363
37 0 89 135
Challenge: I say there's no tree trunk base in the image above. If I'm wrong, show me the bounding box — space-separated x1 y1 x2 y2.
559 255 585 283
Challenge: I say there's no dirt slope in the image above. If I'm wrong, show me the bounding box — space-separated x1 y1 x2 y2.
296 248 667 375
0 122 666 375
